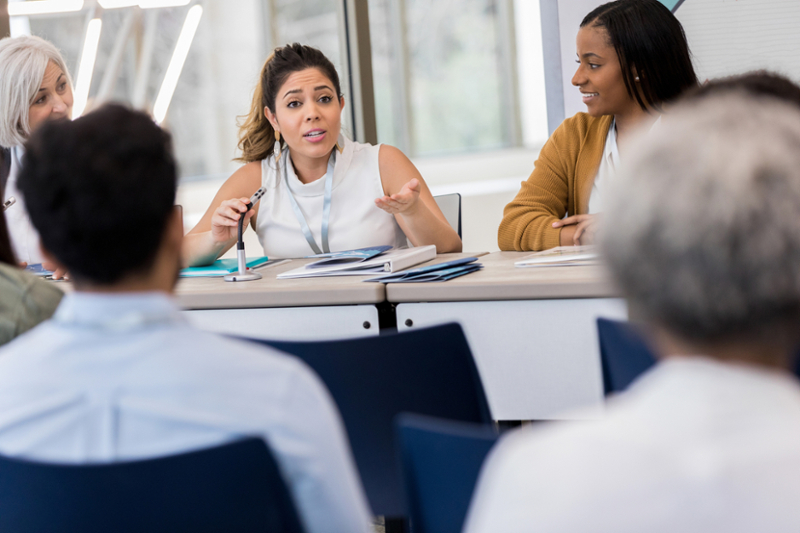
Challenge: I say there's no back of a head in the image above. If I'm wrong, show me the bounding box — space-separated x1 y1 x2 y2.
581 0 698 110
0 35 72 148
601 94 800 348
683 70 800 110
18 104 176 285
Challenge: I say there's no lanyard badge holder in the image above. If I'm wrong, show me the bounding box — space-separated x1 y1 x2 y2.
224 187 266 282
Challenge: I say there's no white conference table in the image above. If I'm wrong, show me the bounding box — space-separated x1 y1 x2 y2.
176 254 483 341
387 252 628 421
54 252 627 421
177 258 387 341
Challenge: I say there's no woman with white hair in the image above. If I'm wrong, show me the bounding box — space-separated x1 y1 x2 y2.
0 35 73 266
465 93 800 532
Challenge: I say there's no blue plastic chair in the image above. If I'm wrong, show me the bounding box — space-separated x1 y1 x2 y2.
395 413 499 533
597 318 657 395
249 322 492 518
598 319 800 391
0 438 305 533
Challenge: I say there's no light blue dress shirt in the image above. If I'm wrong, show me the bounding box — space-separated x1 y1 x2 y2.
0 291 374 533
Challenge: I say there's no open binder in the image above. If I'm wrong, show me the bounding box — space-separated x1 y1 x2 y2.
277 245 437 279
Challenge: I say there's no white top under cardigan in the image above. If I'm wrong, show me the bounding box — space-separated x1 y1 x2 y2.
588 116 661 214
587 118 619 214
3 146 44 265
256 135 407 258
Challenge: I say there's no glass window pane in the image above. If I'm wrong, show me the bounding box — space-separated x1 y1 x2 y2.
11 0 352 182
369 0 512 156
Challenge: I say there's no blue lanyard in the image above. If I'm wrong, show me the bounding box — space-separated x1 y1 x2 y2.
283 152 334 255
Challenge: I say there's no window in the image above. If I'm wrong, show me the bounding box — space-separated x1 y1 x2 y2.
8 0 546 182
368 0 523 156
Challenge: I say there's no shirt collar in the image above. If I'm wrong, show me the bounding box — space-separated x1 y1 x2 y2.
53 291 183 331
627 356 800 412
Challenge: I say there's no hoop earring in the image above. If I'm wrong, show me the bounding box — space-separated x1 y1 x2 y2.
273 131 282 165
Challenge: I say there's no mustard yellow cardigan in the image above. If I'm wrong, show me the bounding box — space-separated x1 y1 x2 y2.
498 113 614 251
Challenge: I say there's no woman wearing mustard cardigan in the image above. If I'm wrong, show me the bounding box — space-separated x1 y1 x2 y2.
499 0 697 251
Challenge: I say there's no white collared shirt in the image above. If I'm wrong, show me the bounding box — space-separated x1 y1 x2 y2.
0 292 373 533
3 146 44 264
464 357 800 533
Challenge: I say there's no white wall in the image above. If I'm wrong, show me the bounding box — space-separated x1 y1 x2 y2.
676 0 800 83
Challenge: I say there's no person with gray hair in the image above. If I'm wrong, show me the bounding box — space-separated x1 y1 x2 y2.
0 35 73 267
464 93 800 533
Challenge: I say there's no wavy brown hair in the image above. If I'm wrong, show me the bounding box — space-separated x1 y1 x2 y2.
236 43 343 163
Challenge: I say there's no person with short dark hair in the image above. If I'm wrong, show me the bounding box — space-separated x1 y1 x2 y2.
0 185 61 346
467 93 800 532
0 104 374 533
499 0 698 251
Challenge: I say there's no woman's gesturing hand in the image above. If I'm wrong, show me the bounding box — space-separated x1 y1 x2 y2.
374 178 421 215
553 214 600 246
211 197 255 244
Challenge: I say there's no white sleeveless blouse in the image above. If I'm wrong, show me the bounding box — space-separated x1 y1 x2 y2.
255 136 408 259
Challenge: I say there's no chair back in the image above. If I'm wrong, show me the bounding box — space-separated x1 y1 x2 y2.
0 438 305 533
597 318 657 395
253 322 491 517
433 193 462 238
395 414 498 533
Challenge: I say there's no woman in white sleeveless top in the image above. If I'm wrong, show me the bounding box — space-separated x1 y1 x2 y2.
184 44 461 264
0 36 74 271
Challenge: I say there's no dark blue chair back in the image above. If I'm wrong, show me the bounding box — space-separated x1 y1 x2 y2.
597 318 657 395
0 438 305 533
251 322 492 517
395 414 498 533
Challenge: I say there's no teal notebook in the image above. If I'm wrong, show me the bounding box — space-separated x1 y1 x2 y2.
180 256 273 278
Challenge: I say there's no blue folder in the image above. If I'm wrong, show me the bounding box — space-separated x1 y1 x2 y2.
180 256 274 277
364 257 482 283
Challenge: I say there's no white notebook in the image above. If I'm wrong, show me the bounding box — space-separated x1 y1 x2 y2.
277 245 437 279
515 245 599 268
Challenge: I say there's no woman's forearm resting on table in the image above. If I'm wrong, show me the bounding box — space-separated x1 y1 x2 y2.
182 231 234 267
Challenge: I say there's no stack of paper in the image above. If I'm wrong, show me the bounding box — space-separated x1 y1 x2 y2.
180 257 277 277
515 246 599 268
364 257 482 283
278 245 436 279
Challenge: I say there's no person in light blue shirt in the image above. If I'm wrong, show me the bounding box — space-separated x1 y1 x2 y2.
0 104 374 533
